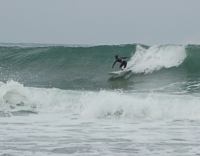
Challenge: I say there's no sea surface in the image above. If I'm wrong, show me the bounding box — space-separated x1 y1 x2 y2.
0 43 200 155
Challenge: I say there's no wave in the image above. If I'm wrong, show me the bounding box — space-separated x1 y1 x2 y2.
0 43 200 90
1 81 200 121
0 43 199 73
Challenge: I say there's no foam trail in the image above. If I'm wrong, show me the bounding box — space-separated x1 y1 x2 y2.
128 45 187 74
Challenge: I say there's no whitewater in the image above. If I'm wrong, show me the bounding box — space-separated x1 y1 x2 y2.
1 43 200 155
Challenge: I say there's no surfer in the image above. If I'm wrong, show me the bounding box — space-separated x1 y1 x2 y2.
112 55 129 70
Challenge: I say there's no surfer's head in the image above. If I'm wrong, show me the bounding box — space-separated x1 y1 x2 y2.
115 55 118 59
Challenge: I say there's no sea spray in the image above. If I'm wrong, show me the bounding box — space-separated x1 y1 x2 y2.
128 45 187 74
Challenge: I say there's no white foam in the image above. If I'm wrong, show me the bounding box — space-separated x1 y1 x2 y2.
128 45 187 74
1 81 200 121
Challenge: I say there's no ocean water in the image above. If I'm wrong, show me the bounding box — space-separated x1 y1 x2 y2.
0 43 200 155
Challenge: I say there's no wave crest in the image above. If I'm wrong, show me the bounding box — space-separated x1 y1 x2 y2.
128 45 187 74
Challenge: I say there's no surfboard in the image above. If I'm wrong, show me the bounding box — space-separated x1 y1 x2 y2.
108 69 131 77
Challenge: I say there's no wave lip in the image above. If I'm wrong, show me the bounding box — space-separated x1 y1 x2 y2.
128 45 187 74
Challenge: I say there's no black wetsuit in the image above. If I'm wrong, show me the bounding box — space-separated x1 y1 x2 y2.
112 57 128 69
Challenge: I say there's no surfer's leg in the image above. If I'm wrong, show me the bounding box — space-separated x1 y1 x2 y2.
119 63 123 70
124 61 127 68
121 61 127 69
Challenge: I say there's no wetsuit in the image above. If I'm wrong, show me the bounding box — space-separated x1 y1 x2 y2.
112 57 128 69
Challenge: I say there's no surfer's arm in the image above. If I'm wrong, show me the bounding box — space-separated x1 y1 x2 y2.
112 61 117 68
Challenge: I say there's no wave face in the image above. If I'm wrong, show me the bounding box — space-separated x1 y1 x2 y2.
1 43 200 120
0 44 136 90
